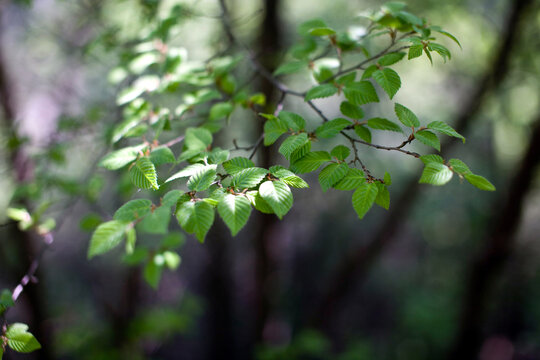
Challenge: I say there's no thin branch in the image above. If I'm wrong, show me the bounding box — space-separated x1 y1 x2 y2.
248 134 264 160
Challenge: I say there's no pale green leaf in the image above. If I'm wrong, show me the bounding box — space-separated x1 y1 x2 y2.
231 167 268 189
144 257 162 289
315 118 352 139
217 194 252 236
334 168 365 190
414 130 440 151
223 157 255 175
419 162 453 186
465 174 495 191
427 121 465 142
149 147 176 166
187 165 217 191
278 111 306 131
184 127 212 151
344 81 379 105
263 116 288 145
99 144 146 170
281 176 309 188
375 183 390 209
319 163 349 192
129 157 159 190
395 103 420 127
113 199 152 222
209 102 234 121
165 163 206 183
258 181 293 219
352 182 379 219
448 159 472 175
290 151 332 174
279 133 309 160
88 220 128 259
309 27 336 36
137 206 171 234
162 190 184 207
305 84 338 101
125 227 136 254
274 60 308 76
420 154 444 165
163 251 181 270
373 68 401 99
176 201 215 242
6 323 41 353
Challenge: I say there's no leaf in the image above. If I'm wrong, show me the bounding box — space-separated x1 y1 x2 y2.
217 194 252 236
429 42 452 61
187 165 217 191
208 148 230 164
281 175 309 188
384 171 392 185
344 81 379 105
163 251 181 270
291 151 332 174
331 145 350 161
231 167 268 189
165 163 207 183
334 168 365 190
448 159 472 175
98 144 146 170
162 190 184 207
88 220 128 259
6 323 41 353
427 121 465 142
373 68 401 99
250 191 275 214
465 174 495 191
305 84 338 101
0 289 14 314
414 130 440 151
184 127 212 151
222 157 256 175
377 52 406 66
340 101 364 119
367 117 403 132
375 183 390 209
424 47 433 65
258 181 293 219
408 45 424 59
137 206 171 234
274 60 308 76
361 65 378 80
125 227 136 254
309 27 336 36
336 72 356 86
209 102 234 121
420 154 444 165
432 28 462 49
352 183 379 219
290 141 312 163
149 147 176 166
315 118 351 139
129 157 159 190
395 103 420 127
279 133 309 160
419 162 453 186
318 163 349 192
113 199 152 222
263 116 288 145
278 111 306 131
144 257 163 289
176 201 215 242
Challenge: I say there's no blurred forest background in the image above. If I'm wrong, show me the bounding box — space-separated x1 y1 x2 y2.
1 0 540 359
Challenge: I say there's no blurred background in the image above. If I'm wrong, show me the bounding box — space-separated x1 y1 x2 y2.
1 0 540 359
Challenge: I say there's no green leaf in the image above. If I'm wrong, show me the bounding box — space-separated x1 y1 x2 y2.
231 167 268 189
408 45 423 59
336 72 356 86
163 251 181 270
165 163 206 183
5 323 41 353
249 191 275 214
281 175 309 188
419 162 453 186
208 148 230 164
184 127 212 151
309 27 336 36
263 116 288 145
395 103 420 127
384 171 392 185
432 28 462 49
217 194 252 236
0 289 14 314
209 102 234 121
361 65 378 80
279 133 309 160
377 52 406 66
334 168 365 190
367 117 403 132
290 151 332 174
162 190 184 207
427 121 465 142
352 183 379 219
420 154 444 165
144 257 163 289
344 81 379 105
429 42 451 61
375 183 390 209
137 206 171 234
278 111 306 131
125 227 136 254
88 220 128 259
290 141 311 163
113 199 152 222
414 130 440 151
258 181 293 219
305 84 338 101
176 201 215 242
331 145 350 161
99 144 146 170
161 232 186 249
187 165 217 191
465 174 495 191
448 159 472 175
315 118 351 139
223 157 256 175
424 47 433 65
354 125 372 143
373 68 401 99
149 147 176 166
129 157 159 190
319 163 349 192
274 60 308 76
340 101 364 119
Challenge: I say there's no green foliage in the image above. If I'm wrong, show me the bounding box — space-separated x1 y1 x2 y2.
4 323 41 354
217 194 252 236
